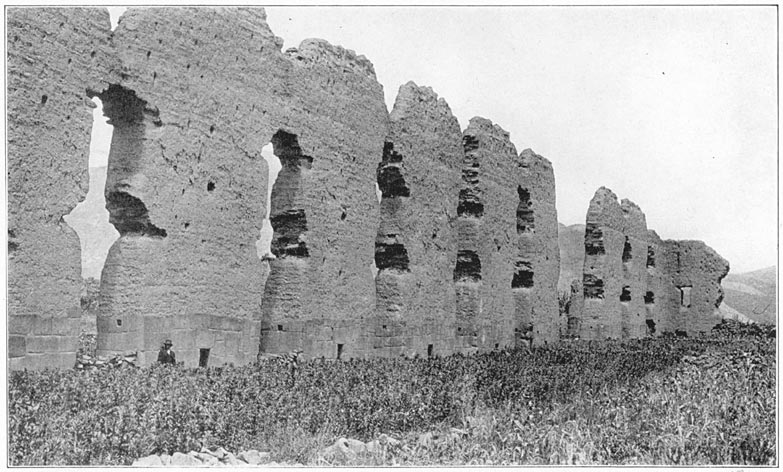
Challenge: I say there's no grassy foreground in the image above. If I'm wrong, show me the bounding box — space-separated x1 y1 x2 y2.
8 321 775 466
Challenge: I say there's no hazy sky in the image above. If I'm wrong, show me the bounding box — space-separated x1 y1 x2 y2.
100 6 776 273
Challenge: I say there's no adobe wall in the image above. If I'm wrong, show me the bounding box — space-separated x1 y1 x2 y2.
619 199 649 339
513 149 561 345
9 8 732 368
643 230 673 336
454 118 518 352
576 187 729 340
7 8 114 370
580 187 626 339
371 82 462 358
662 240 730 336
94 7 387 365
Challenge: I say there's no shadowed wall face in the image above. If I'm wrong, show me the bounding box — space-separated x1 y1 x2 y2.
7 8 115 370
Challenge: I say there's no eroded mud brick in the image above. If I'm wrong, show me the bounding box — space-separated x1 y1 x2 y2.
372 82 462 358
580 187 627 340
662 240 730 336
7 8 114 370
512 149 561 345
94 8 386 365
454 117 518 352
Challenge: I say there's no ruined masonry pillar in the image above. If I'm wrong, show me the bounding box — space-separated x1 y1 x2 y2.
371 82 462 358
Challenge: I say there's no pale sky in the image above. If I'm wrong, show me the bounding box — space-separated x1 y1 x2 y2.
96 6 776 274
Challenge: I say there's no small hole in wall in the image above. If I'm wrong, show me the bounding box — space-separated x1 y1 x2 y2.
277 324 283 331
183 222 190 229
116 319 122 327
40 95 48 105
495 343 499 350
341 210 347 220
382 325 387 329
209 125 215 134
146 50 151 59
337 344 344 360
427 344 433 358
207 181 215 192
67 58 72 64
90 50 96 58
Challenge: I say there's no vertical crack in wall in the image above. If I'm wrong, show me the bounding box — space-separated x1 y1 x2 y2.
375 141 411 273
646 245 656 268
516 186 534 233
622 236 632 263
96 84 166 239
457 135 483 218
268 130 310 259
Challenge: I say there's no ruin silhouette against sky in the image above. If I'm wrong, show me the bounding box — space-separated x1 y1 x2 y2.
72 6 776 277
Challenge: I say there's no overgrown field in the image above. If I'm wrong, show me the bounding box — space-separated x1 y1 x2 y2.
9 321 776 466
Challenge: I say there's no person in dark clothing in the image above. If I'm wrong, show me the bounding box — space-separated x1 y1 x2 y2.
157 339 176 365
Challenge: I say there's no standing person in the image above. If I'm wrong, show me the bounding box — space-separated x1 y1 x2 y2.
157 339 176 365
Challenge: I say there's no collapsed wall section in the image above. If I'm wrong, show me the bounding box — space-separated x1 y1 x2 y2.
454 118 518 352
512 149 561 345
370 83 462 358
95 7 387 365
7 8 114 370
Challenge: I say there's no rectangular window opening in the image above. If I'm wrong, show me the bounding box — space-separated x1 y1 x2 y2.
678 286 692 308
199 348 210 368
337 343 344 360
427 344 433 358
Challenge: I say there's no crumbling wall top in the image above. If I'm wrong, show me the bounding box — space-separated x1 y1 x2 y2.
286 38 376 79
586 186 624 232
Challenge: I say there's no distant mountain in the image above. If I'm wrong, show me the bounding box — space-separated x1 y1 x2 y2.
721 266 777 325
558 223 585 293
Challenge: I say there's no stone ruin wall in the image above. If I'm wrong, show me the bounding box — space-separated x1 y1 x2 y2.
573 187 729 340
455 118 518 352
100 8 387 365
513 149 561 345
7 8 114 369
663 240 730 336
8 7 726 369
371 82 461 358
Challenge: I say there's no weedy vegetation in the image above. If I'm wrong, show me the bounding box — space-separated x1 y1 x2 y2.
9 320 775 466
